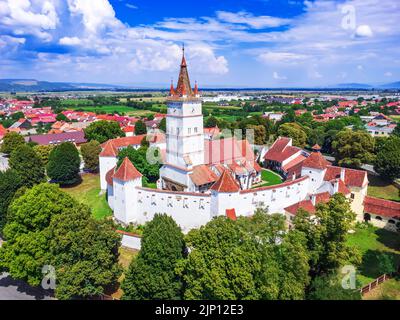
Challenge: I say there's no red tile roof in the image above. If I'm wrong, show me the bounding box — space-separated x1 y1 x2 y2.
264 137 303 163
190 165 219 186
106 167 116 185
315 192 331 203
302 151 331 170
100 140 118 157
324 166 367 188
285 200 316 215
282 154 307 172
364 196 400 219
113 157 142 182
226 209 237 221
100 135 146 149
210 169 240 193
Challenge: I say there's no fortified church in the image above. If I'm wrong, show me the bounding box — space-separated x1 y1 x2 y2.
98 49 397 233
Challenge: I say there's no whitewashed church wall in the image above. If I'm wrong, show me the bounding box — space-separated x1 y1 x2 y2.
100 156 117 190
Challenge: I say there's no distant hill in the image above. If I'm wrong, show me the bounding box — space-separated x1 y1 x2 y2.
0 79 124 92
0 78 399 92
379 81 400 89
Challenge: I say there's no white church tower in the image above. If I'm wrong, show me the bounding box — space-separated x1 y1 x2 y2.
160 47 205 191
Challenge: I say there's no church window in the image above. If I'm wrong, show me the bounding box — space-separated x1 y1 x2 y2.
188 128 192 134
194 127 198 133
199 199 205 209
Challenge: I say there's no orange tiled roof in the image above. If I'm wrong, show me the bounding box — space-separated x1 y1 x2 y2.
210 169 240 193
364 196 400 219
324 166 367 188
190 165 219 186
302 151 331 170
113 157 142 182
100 140 118 157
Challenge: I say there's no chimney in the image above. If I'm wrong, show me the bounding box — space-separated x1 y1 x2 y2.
333 179 339 194
311 194 316 206
340 168 345 181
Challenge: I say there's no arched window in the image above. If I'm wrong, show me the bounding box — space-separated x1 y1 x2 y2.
388 219 396 224
375 216 382 221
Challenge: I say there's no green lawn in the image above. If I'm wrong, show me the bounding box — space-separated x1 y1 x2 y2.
367 174 400 202
67 105 145 115
252 169 283 188
62 174 112 220
347 224 400 286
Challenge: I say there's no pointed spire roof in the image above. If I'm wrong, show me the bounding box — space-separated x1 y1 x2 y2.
303 151 331 170
174 45 193 97
211 169 240 193
100 141 117 157
170 79 175 96
193 81 199 96
113 157 142 182
312 144 321 151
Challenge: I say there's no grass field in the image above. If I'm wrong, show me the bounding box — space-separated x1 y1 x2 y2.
252 169 283 188
62 174 112 220
347 224 400 286
367 174 400 202
66 104 157 117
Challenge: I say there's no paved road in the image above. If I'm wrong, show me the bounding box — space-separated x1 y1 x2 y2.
0 273 54 300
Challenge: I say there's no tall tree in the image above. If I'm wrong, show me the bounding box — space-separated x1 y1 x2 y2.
33 145 54 166
332 129 375 168
0 183 121 299
308 273 361 300
84 120 124 144
134 120 147 135
0 169 23 234
80 140 102 172
122 214 185 300
9 144 46 187
0 132 25 155
374 136 400 181
47 142 81 185
277 123 307 148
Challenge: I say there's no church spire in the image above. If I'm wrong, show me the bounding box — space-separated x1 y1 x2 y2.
174 45 193 97
170 79 175 96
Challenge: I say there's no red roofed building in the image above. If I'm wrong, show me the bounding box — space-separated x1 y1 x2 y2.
210 169 240 193
264 137 308 179
113 157 143 182
363 196 400 232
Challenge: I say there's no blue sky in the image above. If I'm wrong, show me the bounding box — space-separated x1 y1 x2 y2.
0 0 399 87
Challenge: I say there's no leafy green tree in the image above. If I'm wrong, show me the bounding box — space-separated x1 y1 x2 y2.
204 116 219 128
48 205 121 299
277 123 307 148
122 214 185 300
134 120 147 135
33 145 54 166
56 113 69 122
374 136 400 181
377 252 397 275
0 132 25 155
332 129 375 168
0 183 121 299
0 169 23 234
0 184 78 286
9 144 46 187
158 117 166 132
47 142 81 185
117 146 160 182
178 211 310 300
80 140 102 172
392 124 400 137
308 273 361 300
295 194 361 275
84 120 124 144
247 125 267 145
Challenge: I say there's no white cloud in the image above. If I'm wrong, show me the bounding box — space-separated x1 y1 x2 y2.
0 0 59 40
258 51 308 64
59 36 81 46
273 71 287 80
355 25 373 38
357 65 364 70
384 71 393 77
125 3 138 10
216 11 290 29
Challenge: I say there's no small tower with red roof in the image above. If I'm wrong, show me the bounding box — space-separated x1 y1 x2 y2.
210 170 241 218
113 157 143 224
